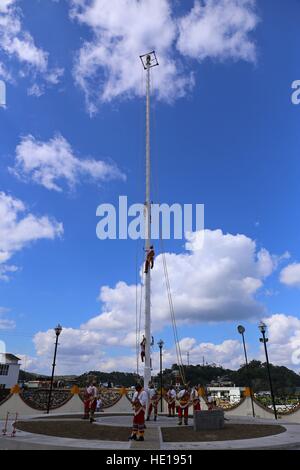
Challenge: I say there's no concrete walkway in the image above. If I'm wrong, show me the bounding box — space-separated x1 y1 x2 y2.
1 415 300 450
130 427 161 450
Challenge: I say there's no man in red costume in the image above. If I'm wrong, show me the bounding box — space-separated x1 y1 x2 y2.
147 383 159 421
83 380 98 423
191 386 201 413
144 246 155 274
83 381 91 420
140 335 146 363
129 383 148 442
177 385 191 426
167 385 176 417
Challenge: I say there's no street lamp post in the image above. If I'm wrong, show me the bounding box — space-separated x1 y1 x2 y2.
158 340 164 413
46 324 62 414
258 321 277 420
237 325 255 418
187 351 190 366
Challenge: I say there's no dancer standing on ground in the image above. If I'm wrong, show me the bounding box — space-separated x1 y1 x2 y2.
191 386 201 413
147 383 159 421
177 385 191 426
83 381 91 420
129 384 148 442
87 381 98 423
167 385 176 417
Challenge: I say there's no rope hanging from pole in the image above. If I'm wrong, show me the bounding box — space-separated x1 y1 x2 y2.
135 262 144 376
160 237 186 385
149 84 186 385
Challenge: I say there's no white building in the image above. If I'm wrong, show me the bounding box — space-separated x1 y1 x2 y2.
207 386 244 404
0 353 21 389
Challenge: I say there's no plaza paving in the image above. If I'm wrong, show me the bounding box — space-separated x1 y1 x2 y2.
1 414 300 450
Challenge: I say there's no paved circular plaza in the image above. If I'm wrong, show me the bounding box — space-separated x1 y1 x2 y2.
1 414 300 450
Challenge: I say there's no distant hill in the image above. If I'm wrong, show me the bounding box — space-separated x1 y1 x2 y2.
19 370 50 382
158 360 300 394
19 360 300 394
76 371 142 388
18 370 141 388
230 360 300 394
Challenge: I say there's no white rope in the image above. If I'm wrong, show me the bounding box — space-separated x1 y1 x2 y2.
149 80 186 384
160 238 186 385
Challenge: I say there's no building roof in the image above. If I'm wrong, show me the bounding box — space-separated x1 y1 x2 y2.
0 353 21 362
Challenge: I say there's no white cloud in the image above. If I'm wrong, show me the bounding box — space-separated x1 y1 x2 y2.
27 83 44 97
261 314 300 370
34 328 106 357
0 306 15 330
0 264 18 281
27 229 279 373
70 0 193 114
0 0 15 14
0 59 11 81
32 327 113 375
0 191 63 280
27 229 286 375
31 327 243 374
0 1 47 69
177 0 259 62
0 0 63 89
85 230 277 337
11 133 126 192
70 0 259 114
17 354 41 373
96 338 244 373
280 263 300 288
29 313 300 375
175 337 243 370
46 67 64 85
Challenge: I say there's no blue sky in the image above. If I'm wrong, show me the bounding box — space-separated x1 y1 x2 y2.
0 0 300 375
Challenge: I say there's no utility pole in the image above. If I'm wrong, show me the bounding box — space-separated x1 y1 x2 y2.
140 51 159 391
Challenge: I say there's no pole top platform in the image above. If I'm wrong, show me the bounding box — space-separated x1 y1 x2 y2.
140 51 159 70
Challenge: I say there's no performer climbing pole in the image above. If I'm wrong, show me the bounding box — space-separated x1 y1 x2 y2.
140 335 146 363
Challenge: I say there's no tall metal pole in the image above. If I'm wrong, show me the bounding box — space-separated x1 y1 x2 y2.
240 330 255 418
158 340 164 413
144 54 152 391
46 325 62 414
260 330 278 420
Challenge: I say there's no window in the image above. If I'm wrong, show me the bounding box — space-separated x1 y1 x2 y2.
0 364 9 376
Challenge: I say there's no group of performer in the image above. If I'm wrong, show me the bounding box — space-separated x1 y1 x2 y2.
83 380 205 440
166 384 201 426
128 382 202 441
